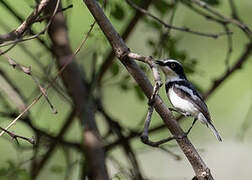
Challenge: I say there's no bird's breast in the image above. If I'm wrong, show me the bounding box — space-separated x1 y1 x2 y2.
168 87 199 116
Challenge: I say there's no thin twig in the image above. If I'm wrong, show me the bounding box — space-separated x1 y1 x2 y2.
0 111 82 150
0 0 60 48
0 0 51 51
35 4 73 23
223 25 233 70
97 99 144 179
128 52 182 147
181 0 227 24
228 0 241 21
31 110 76 177
0 0 52 44
126 0 232 38
0 17 96 137
0 51 57 113
0 126 35 144
188 0 252 37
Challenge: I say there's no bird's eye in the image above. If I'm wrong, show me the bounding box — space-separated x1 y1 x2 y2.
170 63 176 69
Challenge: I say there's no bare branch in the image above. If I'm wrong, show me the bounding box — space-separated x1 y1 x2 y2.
188 0 252 37
0 1 95 137
0 0 51 51
0 112 82 150
97 0 153 83
0 51 56 113
31 110 76 177
35 4 73 23
0 0 53 44
83 0 214 179
0 0 60 48
0 126 35 144
126 0 232 38
97 100 144 179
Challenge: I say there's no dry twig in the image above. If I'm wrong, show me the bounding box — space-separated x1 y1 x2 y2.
126 0 232 38
0 3 96 137
0 0 60 49
0 126 35 144
0 0 53 44
188 0 252 37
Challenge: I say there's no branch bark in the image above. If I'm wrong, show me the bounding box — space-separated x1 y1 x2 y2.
0 0 51 51
97 0 153 83
83 0 214 179
106 41 252 151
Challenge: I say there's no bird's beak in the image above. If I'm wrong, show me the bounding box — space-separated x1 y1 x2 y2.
155 60 165 66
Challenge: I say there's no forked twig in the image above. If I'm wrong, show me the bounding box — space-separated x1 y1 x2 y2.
0 51 57 113
128 53 183 147
0 126 35 144
0 0 60 48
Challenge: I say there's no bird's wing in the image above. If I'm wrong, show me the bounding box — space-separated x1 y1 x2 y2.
173 82 211 121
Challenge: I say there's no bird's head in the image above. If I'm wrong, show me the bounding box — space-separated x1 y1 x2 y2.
155 59 186 81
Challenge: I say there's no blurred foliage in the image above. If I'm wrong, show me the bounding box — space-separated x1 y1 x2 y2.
153 0 174 17
111 4 125 20
0 160 30 180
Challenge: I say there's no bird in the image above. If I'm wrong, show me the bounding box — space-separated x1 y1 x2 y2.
155 59 222 141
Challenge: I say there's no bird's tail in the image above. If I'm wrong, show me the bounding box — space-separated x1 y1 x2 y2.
207 121 222 142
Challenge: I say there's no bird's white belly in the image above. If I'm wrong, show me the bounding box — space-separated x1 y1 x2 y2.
168 88 199 117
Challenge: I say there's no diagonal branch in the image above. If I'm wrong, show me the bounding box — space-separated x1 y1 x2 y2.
83 0 214 179
97 0 153 83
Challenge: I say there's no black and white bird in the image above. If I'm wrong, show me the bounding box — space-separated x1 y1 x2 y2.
155 59 222 141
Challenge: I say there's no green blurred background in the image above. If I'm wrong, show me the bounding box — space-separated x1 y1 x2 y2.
0 0 252 179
